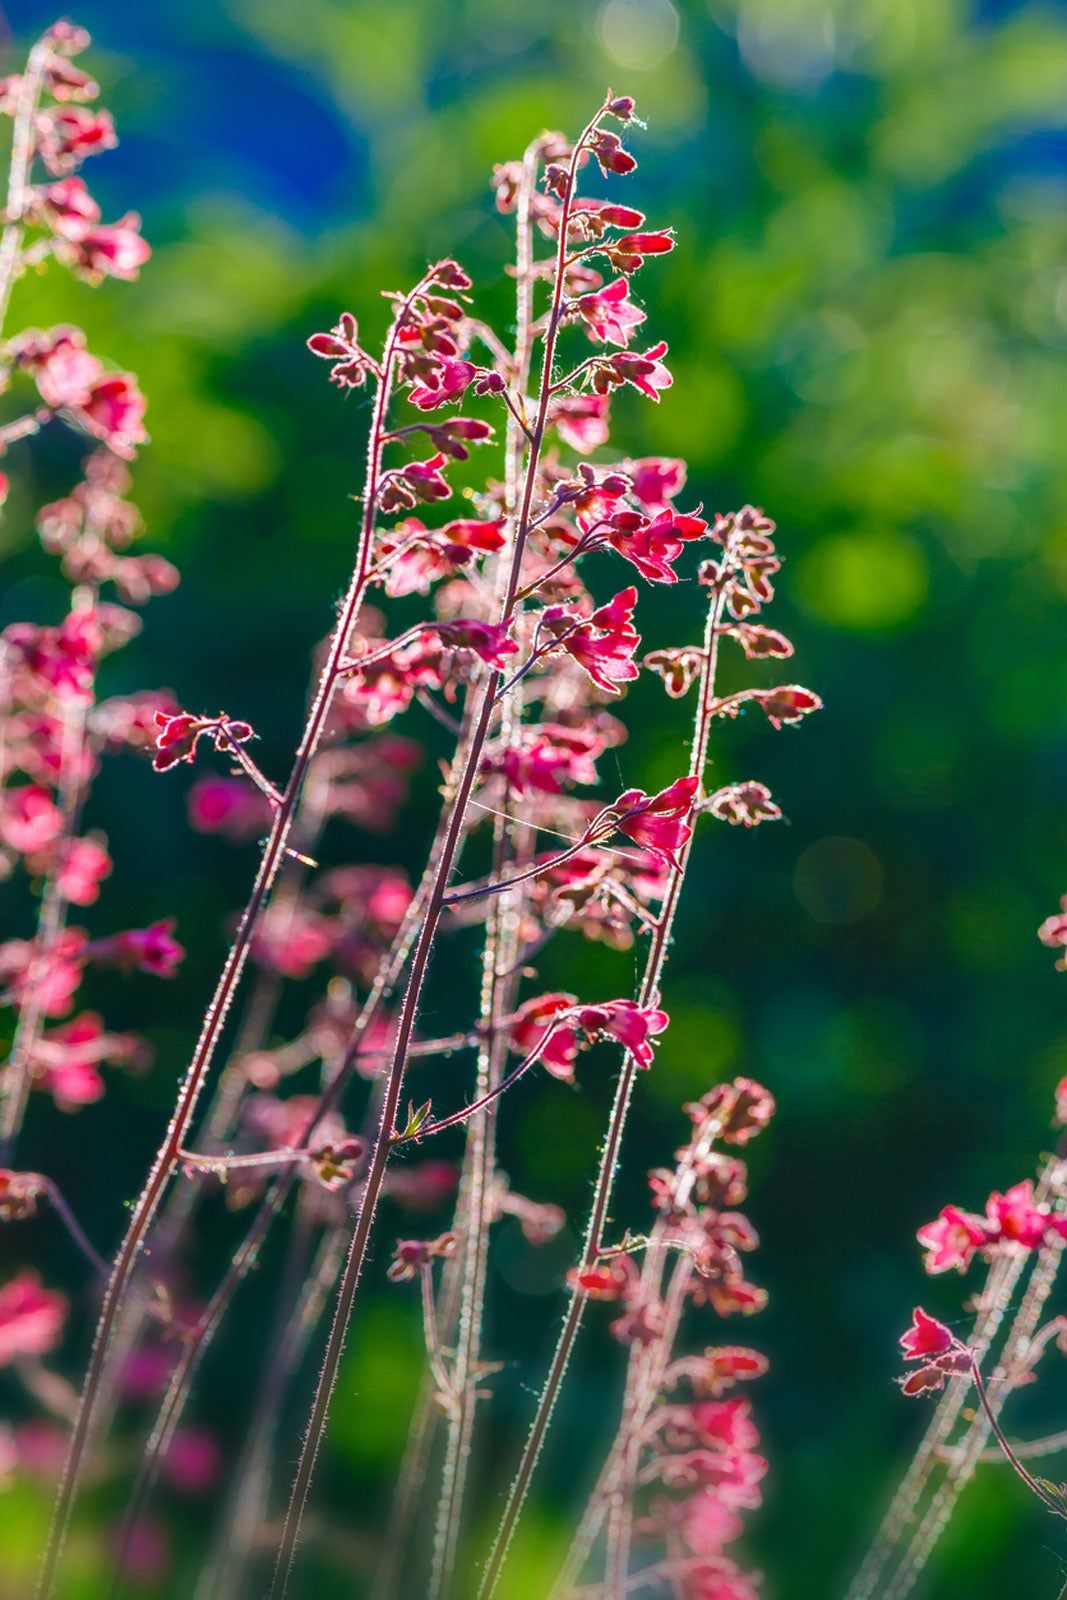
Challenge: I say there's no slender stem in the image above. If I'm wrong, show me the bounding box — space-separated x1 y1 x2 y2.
268 104 606 1598
968 1354 1067 1517
429 148 540 1595
37 1178 110 1278
36 266 441 1600
479 566 732 1599
398 1045 540 1145
442 832 608 907
0 33 47 333
1 586 95 1159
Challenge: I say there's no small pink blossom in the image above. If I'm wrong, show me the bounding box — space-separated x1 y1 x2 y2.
508 992 580 1080
985 1181 1049 1248
408 356 478 411
899 1306 955 1361
0 1272 67 1365
614 776 698 867
606 509 707 584
1039 896 1067 971
575 997 669 1069
36 105 116 174
593 339 673 402
153 711 254 772
749 686 822 730
91 919 185 978
0 785 64 855
54 835 112 905
542 586 641 695
917 1205 989 1274
307 313 371 388
58 212 151 282
627 455 686 513
549 393 611 452
574 278 646 347
73 371 147 457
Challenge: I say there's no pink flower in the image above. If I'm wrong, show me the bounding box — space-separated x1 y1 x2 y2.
153 711 254 773
574 998 669 1069
408 356 478 410
614 776 698 867
917 1205 989 1274
574 278 646 347
387 1232 456 1282
55 836 111 905
307 313 371 388
549 393 611 452
628 455 686 513
400 451 451 503
706 782 781 829
187 777 271 841
14 324 101 408
1039 896 1067 970
899 1306 955 1361
252 908 335 979
508 992 580 1080
495 722 606 795
750 686 822 730
378 517 506 598
608 229 676 272
91 919 185 978
0 1272 67 1365
31 1012 142 1109
433 619 518 669
543 586 641 695
72 371 147 457
37 105 116 174
0 785 64 855
725 623 794 660
606 508 707 584
161 1427 222 1496
679 1490 744 1555
58 212 151 282
594 339 673 402
35 175 100 238
985 1181 1049 1248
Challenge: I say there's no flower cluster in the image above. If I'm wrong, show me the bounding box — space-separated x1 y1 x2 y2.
566 1080 774 1599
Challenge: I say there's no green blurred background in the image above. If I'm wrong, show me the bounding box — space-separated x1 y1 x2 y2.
2 0 1067 1594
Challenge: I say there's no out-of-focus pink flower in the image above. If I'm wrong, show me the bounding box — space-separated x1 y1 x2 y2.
161 1426 222 1496
72 371 147 457
1039 896 1067 971
627 455 686 513
0 928 86 1016
614 776 698 867
54 835 111 905
112 1515 170 1586
90 919 185 978
0 1272 67 1365
495 722 606 795
678 1489 744 1555
36 105 116 174
549 393 611 452
32 1011 145 1110
384 1160 458 1212
187 776 272 841
0 785 64 855
984 1181 1049 1248
35 175 100 237
432 618 518 669
252 907 335 979
58 212 150 282
917 1205 989 1274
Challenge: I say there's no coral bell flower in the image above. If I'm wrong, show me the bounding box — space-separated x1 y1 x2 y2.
574 278 646 347
899 1306 955 1362
614 776 698 868
607 509 707 585
575 998 669 1069
984 1181 1049 1248
59 214 150 282
508 992 580 1080
916 1205 989 1274
408 357 478 411
609 230 676 272
543 587 641 695
0 1273 68 1366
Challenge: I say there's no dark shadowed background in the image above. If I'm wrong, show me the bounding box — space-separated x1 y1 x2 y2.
2 0 1067 1595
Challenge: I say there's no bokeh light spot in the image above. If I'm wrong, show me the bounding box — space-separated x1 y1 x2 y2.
796 528 927 630
597 0 680 69
794 836 883 925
